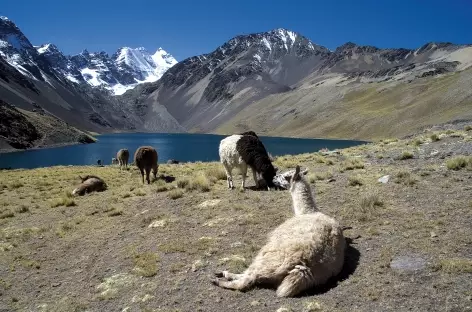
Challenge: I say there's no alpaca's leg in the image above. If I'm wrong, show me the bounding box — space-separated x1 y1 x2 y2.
118 159 122 170
251 167 259 189
223 163 233 189
240 164 248 189
214 271 244 281
145 168 151 184
212 272 256 292
139 168 145 184
152 164 158 180
275 265 315 298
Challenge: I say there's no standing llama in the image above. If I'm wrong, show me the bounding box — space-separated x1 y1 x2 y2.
219 134 277 190
211 165 346 297
134 146 159 184
116 148 130 170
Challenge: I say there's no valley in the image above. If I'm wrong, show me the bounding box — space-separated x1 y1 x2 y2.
1 16 472 151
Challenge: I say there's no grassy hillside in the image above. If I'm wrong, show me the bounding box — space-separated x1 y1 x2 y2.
0 126 471 311
213 69 472 141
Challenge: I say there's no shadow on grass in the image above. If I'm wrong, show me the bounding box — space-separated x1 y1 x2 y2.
156 174 176 183
301 239 361 297
245 186 287 192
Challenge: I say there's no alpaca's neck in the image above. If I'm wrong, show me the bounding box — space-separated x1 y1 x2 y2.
290 181 317 215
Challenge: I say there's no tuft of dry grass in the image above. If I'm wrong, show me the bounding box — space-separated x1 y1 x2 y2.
132 252 159 277
176 178 190 189
168 189 184 200
134 188 147 196
436 258 472 273
309 171 334 182
340 158 365 172
0 210 14 219
358 192 384 221
398 151 414 160
413 139 423 146
155 184 169 192
430 134 440 142
8 182 24 190
394 171 417 186
206 167 227 181
121 192 132 198
446 156 472 171
348 175 363 186
16 205 29 213
50 197 76 208
187 175 211 192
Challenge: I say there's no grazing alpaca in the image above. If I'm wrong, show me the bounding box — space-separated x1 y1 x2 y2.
134 146 159 184
116 148 130 170
212 165 345 297
239 131 259 139
72 175 107 196
219 134 277 190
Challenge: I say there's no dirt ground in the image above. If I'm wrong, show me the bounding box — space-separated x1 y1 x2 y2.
0 127 471 312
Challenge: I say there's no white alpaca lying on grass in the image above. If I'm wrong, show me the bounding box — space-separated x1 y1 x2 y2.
211 165 346 297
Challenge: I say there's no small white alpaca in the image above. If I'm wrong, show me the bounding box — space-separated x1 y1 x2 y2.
211 165 345 297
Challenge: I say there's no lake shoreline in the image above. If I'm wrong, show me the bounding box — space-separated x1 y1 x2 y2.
0 132 370 155
0 133 368 169
0 141 96 154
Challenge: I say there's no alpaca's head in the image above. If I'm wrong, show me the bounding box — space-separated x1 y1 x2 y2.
261 164 278 189
288 165 316 214
289 165 309 192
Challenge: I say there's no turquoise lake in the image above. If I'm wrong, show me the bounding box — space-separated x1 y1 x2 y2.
0 133 367 169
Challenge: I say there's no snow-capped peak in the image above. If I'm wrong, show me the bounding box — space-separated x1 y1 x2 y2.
152 47 177 68
114 46 177 83
0 16 9 21
37 43 54 54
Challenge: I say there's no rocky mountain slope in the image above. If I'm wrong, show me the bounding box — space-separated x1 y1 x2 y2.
0 16 183 150
120 30 472 138
0 98 95 151
1 14 472 147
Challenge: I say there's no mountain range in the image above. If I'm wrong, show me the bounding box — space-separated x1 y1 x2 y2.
1 15 472 150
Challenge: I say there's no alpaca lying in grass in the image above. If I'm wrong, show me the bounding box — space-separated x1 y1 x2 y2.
211 165 345 297
72 175 107 196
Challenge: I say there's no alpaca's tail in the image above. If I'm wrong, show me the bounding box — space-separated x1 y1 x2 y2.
276 265 314 298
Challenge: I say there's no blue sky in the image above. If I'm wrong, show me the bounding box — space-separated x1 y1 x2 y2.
2 0 471 60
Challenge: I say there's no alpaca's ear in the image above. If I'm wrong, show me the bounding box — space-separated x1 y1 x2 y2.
274 166 278 172
302 168 309 176
78 175 83 181
292 165 301 181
